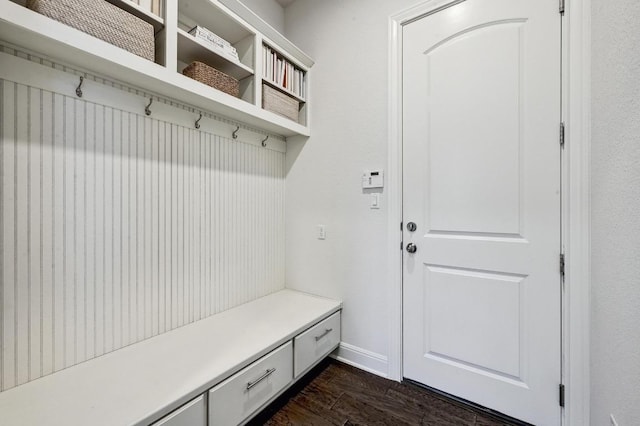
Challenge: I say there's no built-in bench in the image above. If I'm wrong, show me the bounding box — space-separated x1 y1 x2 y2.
0 289 342 426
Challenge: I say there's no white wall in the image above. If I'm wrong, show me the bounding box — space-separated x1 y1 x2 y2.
0 44 286 392
591 1 640 424
283 0 417 376
238 0 285 34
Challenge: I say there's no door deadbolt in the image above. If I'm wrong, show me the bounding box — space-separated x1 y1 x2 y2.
406 243 417 253
406 222 417 232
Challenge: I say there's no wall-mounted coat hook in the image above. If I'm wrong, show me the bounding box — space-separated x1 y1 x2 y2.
261 136 269 147
76 76 84 98
145 98 153 116
195 113 202 129
232 126 240 139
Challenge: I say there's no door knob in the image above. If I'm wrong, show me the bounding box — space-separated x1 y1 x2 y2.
406 243 417 253
406 222 417 232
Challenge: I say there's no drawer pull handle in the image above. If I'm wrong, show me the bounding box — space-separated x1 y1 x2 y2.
315 328 333 341
246 368 276 390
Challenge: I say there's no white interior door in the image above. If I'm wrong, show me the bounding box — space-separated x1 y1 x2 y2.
402 1 561 424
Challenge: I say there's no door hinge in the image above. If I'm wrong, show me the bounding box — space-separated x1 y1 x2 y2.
400 221 403 231
559 0 565 14
559 384 565 407
400 241 403 250
560 122 565 148
560 253 566 279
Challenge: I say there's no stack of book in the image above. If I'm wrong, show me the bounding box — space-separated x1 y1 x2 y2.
188 25 239 63
263 45 305 99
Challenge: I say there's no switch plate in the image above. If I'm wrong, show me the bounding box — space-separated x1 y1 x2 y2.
362 170 384 189
370 193 380 209
317 225 326 240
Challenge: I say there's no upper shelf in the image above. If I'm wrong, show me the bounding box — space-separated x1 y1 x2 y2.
179 0 254 45
177 28 254 80
0 0 311 137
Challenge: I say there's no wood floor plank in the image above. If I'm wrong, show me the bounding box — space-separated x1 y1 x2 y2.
286 381 348 425
475 415 515 426
387 386 477 425
331 392 415 426
421 411 476 426
293 381 343 412
340 386 425 425
326 365 392 401
265 401 337 426
328 362 393 392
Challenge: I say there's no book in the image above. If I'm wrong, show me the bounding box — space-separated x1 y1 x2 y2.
188 26 237 55
263 44 306 99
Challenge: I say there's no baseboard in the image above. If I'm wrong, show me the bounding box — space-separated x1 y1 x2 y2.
330 342 389 379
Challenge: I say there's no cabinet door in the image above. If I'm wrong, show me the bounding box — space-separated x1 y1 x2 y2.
152 395 206 426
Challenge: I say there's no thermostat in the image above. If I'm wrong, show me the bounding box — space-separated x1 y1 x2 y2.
362 170 384 189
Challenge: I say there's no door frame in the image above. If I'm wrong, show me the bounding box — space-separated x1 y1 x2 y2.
386 1 591 425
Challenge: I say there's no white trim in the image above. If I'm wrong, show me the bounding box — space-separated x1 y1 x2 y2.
387 1 591 424
386 6 405 383
387 0 462 385
562 0 591 425
332 343 389 379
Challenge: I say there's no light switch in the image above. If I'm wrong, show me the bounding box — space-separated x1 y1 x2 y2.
370 193 380 209
362 170 384 189
317 225 326 240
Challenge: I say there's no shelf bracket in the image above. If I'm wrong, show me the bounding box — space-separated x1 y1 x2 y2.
261 135 269 147
75 76 84 98
145 98 153 116
195 113 202 129
232 126 240 139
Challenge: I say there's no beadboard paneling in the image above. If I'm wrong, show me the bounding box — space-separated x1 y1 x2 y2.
0 79 286 392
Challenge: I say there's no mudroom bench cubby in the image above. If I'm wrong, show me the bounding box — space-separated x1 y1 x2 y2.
0 290 342 426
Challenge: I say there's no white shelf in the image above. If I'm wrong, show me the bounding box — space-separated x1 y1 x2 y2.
177 28 253 80
105 0 164 33
179 0 253 45
0 0 312 137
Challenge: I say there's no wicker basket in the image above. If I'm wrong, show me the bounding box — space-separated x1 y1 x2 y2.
262 84 299 122
26 0 155 61
182 62 239 98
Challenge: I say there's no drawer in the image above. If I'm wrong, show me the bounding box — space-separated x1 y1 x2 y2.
152 395 206 426
208 341 293 425
294 311 341 378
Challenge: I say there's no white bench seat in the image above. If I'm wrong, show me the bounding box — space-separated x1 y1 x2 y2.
0 289 342 426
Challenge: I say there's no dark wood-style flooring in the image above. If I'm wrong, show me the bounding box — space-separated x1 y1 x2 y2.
249 359 524 426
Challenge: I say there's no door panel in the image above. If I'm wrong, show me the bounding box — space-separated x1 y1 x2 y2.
427 22 524 235
402 1 561 424
425 265 523 378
